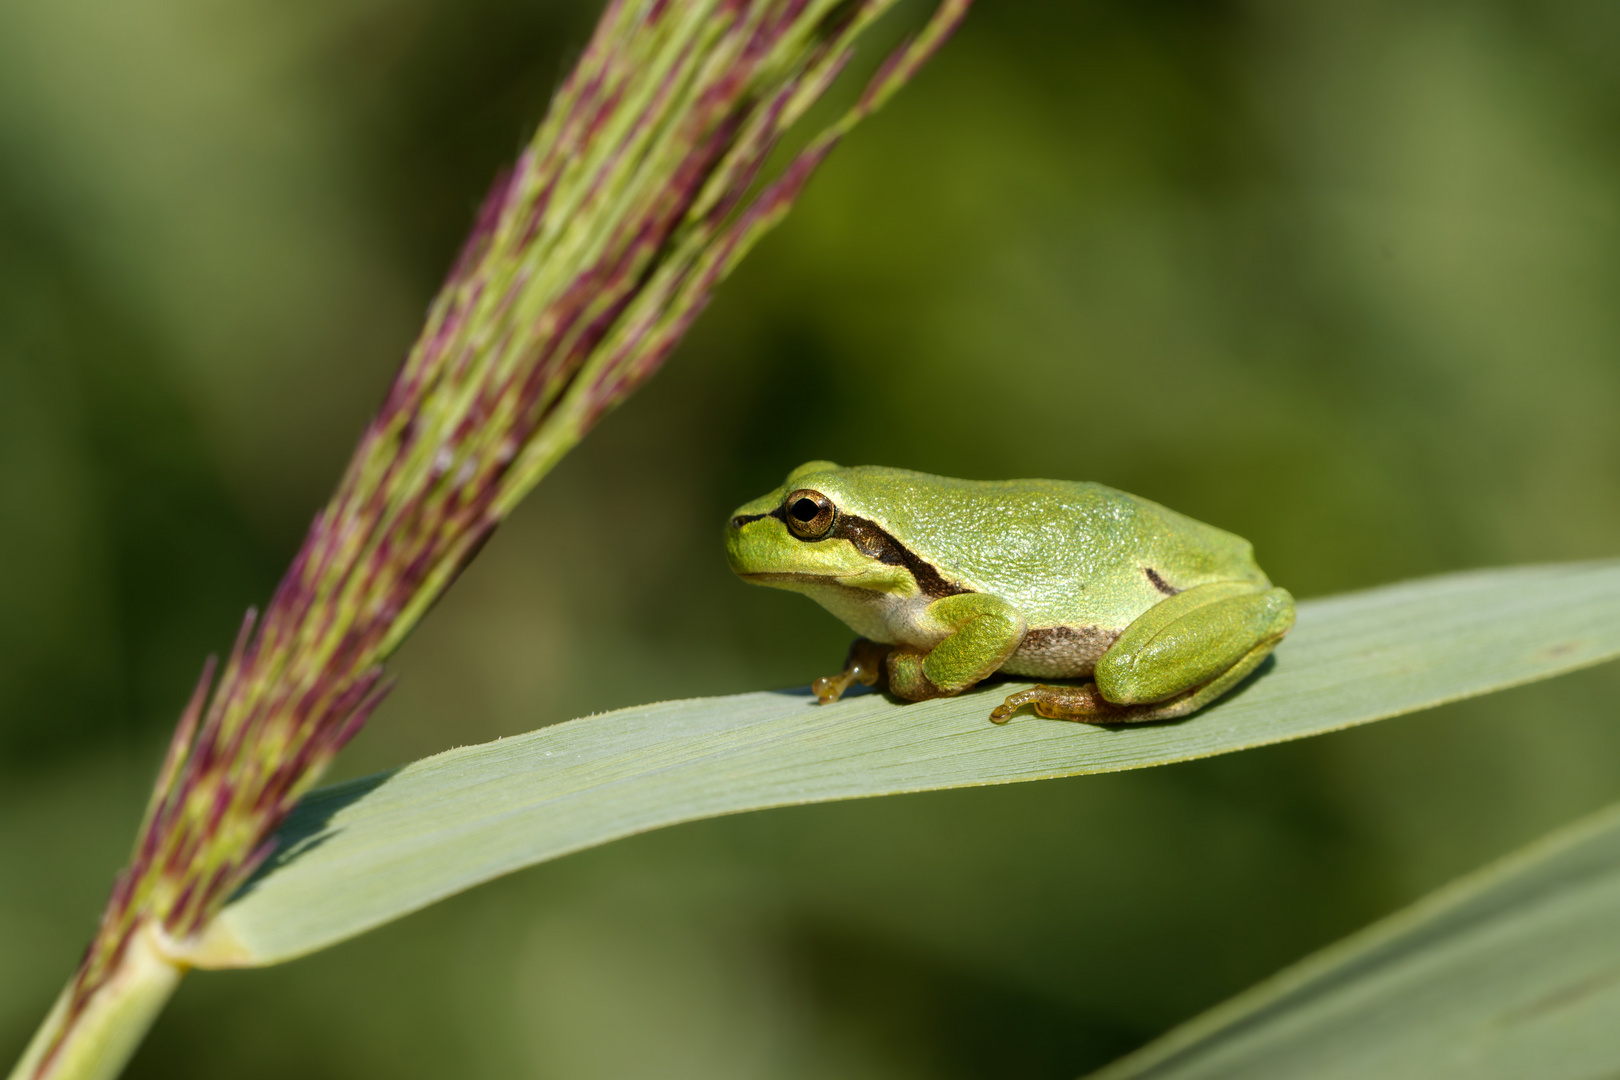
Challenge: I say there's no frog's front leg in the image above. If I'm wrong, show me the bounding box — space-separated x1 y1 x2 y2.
812 594 1027 704
886 593 1028 700
993 581 1294 724
812 638 892 704
816 596 1029 703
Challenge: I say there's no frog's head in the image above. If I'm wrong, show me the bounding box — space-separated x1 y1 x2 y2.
725 461 916 596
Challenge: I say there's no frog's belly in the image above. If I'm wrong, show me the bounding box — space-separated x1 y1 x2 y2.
1001 625 1120 679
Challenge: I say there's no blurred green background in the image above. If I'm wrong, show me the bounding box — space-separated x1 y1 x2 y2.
3 0 1619 1075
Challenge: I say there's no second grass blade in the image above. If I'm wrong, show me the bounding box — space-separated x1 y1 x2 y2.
1086 799 1620 1080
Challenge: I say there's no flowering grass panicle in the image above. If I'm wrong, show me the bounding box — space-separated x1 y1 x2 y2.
11 2 972 1078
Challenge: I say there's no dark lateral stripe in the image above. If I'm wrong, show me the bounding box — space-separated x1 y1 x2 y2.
1144 567 1179 596
833 514 970 600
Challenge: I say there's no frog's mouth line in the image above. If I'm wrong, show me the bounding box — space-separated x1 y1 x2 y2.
737 571 857 586
737 571 920 601
736 571 936 609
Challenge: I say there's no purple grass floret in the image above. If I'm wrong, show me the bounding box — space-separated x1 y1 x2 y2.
20 1 973 1076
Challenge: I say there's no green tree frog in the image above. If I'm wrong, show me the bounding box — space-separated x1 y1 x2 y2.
726 462 1294 723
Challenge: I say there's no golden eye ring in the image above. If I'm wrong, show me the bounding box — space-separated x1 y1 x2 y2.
783 488 836 540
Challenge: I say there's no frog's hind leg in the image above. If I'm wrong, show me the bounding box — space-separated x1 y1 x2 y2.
1094 582 1293 708
991 682 1111 723
989 680 1186 724
990 615 1286 725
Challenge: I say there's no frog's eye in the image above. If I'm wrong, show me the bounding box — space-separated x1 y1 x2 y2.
783 488 836 540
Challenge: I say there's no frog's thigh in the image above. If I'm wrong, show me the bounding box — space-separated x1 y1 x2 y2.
1095 583 1295 706
887 593 1027 699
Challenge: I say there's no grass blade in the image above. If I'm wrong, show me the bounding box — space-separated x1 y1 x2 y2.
194 560 1620 967
1085 800 1620 1080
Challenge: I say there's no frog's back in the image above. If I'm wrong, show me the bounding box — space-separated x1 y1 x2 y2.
823 467 1267 631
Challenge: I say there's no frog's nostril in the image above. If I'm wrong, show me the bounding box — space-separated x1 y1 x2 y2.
729 516 748 531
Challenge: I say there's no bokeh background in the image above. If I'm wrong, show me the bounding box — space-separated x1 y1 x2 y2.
3 0 1619 1075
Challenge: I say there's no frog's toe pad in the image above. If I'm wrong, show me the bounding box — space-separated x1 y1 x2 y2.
812 672 852 704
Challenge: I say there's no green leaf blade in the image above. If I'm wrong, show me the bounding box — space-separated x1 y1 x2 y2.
204 561 1620 967
1086 801 1620 1080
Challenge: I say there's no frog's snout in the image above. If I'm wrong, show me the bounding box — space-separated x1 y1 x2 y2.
724 510 759 574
